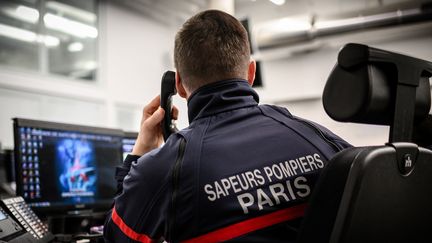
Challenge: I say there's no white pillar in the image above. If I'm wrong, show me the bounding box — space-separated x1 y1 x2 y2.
208 0 235 15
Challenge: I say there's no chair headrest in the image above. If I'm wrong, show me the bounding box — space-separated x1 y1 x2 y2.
413 114 432 148
323 43 432 126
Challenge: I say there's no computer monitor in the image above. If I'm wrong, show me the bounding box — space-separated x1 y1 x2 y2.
0 151 6 185
0 149 16 195
13 118 124 215
0 149 16 183
122 132 138 160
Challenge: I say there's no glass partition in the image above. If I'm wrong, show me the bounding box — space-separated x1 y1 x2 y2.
0 0 99 81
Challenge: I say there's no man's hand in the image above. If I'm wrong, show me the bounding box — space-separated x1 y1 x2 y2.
131 95 178 156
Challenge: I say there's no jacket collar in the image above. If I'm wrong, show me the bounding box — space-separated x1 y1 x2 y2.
187 79 260 123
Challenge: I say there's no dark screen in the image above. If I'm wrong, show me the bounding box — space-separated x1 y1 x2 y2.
0 152 6 185
0 150 16 183
15 126 122 209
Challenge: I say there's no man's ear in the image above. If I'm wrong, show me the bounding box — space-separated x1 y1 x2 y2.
175 71 188 99
247 60 256 86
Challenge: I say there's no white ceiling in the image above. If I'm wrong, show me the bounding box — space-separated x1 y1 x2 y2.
235 0 431 23
113 0 431 26
112 0 432 54
111 0 209 26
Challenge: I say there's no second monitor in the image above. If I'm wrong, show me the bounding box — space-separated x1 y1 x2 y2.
122 132 138 160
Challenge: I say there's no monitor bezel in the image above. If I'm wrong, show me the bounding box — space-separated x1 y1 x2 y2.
123 131 138 140
13 118 124 215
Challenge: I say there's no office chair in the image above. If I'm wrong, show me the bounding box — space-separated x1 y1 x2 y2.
297 43 432 243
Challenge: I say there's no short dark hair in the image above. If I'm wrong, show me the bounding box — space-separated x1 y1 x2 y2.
174 10 251 92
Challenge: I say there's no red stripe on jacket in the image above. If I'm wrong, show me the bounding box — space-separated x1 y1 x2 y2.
183 203 307 243
111 207 155 243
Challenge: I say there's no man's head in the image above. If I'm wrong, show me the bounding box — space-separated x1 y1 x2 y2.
174 9 255 97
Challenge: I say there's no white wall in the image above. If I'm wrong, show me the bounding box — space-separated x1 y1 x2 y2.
235 0 432 146
0 2 185 149
256 34 432 146
0 1 431 149
104 3 188 132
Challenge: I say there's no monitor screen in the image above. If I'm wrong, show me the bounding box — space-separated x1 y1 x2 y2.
13 118 123 214
122 132 137 160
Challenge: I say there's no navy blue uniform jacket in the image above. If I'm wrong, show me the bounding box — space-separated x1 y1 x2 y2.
104 80 351 243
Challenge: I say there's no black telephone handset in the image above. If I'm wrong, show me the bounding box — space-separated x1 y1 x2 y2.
0 197 54 242
160 71 179 141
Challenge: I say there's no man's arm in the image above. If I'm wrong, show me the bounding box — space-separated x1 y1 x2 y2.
112 95 179 195
114 154 140 195
104 95 178 242
111 95 166 197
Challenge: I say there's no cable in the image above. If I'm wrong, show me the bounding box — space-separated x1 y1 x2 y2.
54 233 103 242
73 233 103 240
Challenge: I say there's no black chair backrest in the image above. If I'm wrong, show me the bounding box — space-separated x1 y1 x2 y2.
298 43 432 243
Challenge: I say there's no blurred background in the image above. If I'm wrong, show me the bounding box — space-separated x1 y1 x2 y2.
0 0 431 149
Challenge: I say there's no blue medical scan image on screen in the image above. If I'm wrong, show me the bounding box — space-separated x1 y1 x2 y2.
56 139 97 200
